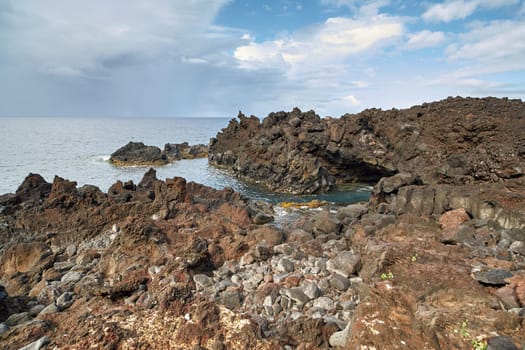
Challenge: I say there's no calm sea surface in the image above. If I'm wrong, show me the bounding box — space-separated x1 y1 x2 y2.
0 117 370 204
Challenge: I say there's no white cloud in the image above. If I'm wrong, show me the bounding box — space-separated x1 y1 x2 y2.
423 1 478 22
234 16 404 73
447 20 525 65
1 0 233 78
342 94 361 106
423 0 519 22
405 30 446 49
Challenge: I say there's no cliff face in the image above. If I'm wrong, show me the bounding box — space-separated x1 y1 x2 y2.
209 97 525 194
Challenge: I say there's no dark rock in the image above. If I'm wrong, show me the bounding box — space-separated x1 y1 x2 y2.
218 290 242 310
336 203 368 221
253 212 274 225
312 211 341 235
163 142 207 160
110 141 168 166
487 336 519 350
110 141 208 166
5 312 31 327
474 270 513 285
326 252 361 277
330 274 350 291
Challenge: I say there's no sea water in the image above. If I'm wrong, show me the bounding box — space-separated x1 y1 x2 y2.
0 117 370 204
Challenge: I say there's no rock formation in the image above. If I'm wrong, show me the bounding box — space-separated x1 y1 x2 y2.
110 141 207 166
209 97 525 194
1 96 525 349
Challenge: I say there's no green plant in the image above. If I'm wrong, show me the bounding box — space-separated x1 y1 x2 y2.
380 271 394 280
410 253 418 262
458 320 487 350
471 339 487 350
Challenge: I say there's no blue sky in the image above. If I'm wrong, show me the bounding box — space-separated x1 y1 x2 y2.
0 0 524 118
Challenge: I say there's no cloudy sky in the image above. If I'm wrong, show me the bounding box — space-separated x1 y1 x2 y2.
1 0 524 118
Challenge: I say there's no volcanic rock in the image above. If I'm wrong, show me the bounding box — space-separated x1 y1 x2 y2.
110 141 208 166
110 141 168 166
209 97 525 194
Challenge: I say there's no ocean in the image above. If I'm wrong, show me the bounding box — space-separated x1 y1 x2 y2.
0 117 370 204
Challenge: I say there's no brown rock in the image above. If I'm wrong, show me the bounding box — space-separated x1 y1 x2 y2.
439 208 471 243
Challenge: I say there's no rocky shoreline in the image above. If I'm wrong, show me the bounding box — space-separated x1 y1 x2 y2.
0 96 524 349
110 141 207 166
209 97 525 194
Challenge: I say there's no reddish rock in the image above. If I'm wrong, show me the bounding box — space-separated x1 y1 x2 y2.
505 274 525 307
439 208 470 243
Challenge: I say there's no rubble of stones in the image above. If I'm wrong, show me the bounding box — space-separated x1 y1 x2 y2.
110 141 208 166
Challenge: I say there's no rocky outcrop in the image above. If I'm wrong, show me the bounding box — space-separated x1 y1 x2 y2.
209 97 525 194
1 169 524 349
110 141 207 166
1 97 525 349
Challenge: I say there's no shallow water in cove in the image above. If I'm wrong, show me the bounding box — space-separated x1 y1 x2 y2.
0 117 371 204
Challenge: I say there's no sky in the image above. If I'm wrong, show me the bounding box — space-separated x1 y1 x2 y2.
0 0 524 118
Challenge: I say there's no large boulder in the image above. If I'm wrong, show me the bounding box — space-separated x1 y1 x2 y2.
109 141 167 166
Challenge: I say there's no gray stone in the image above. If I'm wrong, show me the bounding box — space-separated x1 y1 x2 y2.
340 298 358 311
273 272 289 283
376 215 396 230
313 297 335 310
0 323 8 335
327 251 361 277
336 203 368 221
288 228 314 242
329 321 352 347
290 311 303 321
318 277 330 290
39 303 58 315
214 279 232 293
509 241 525 255
283 287 309 305
263 295 274 307
272 302 283 315
61 270 84 283
28 305 45 317
303 282 321 299
487 336 519 350
53 261 75 272
330 274 350 291
5 312 31 327
18 336 50 350
231 274 242 286
377 172 416 194
498 238 512 250
136 292 156 309
56 292 74 311
364 225 375 235
313 211 341 235
193 274 213 291
473 269 513 285
277 258 295 273
280 295 291 310
273 243 294 255
219 290 242 310
254 212 274 225
248 273 264 286
66 244 77 257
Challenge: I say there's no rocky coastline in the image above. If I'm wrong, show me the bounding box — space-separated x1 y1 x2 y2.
209 97 525 194
110 141 207 166
0 96 524 349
